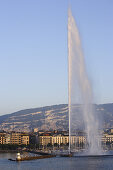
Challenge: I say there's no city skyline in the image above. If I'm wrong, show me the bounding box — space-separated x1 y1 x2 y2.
0 0 113 115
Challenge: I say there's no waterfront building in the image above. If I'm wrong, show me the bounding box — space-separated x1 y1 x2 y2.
11 132 21 145
39 135 86 147
102 133 113 144
1 129 113 148
11 132 29 145
0 132 29 145
52 135 69 145
4 134 11 144
39 135 52 146
21 135 29 145
0 132 5 144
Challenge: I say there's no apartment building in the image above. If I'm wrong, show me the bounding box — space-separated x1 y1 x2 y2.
11 132 29 145
0 132 29 145
102 133 113 144
39 135 69 146
39 135 52 146
39 134 87 146
21 135 29 145
0 132 5 144
52 135 69 145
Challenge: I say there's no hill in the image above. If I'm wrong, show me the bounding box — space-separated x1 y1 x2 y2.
0 103 113 131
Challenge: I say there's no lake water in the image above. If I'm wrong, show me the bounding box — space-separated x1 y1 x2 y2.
0 153 113 170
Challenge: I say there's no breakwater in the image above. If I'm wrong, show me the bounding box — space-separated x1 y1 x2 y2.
16 155 56 161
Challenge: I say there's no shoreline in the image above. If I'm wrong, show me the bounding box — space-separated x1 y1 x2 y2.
0 150 22 153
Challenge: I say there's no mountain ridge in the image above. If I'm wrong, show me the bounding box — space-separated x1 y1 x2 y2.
0 103 113 132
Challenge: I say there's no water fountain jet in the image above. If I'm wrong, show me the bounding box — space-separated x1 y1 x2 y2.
68 8 101 155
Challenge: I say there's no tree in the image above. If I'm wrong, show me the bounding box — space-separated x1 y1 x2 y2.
66 143 69 146
54 143 59 147
47 143 52 148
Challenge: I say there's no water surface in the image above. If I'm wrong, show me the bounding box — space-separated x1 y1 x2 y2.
0 153 113 170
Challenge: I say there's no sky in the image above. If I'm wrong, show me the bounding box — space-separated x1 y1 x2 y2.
0 0 113 115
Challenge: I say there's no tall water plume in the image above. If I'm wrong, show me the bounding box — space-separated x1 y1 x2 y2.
68 8 101 155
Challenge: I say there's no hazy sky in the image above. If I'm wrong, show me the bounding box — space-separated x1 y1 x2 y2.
0 0 113 115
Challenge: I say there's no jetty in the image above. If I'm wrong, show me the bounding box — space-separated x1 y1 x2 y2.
9 152 56 161
8 150 73 162
16 155 56 161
